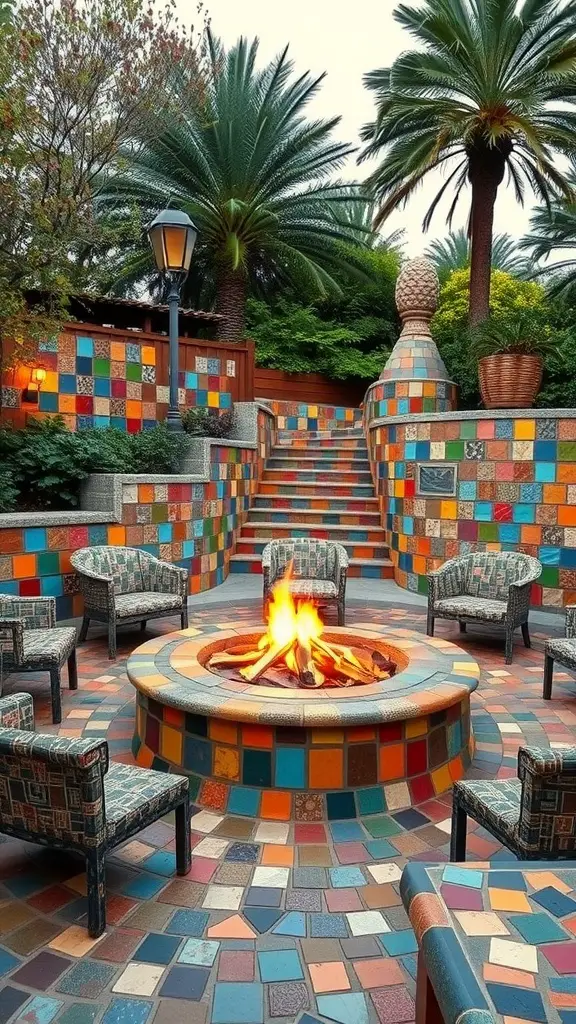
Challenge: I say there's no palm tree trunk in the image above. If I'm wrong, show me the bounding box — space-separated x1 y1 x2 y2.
467 142 510 326
216 271 246 341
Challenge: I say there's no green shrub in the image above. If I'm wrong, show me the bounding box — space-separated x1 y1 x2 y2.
0 468 19 512
182 408 233 438
0 418 186 512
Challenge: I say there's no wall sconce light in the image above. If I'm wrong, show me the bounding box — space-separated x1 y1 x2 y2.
22 367 46 404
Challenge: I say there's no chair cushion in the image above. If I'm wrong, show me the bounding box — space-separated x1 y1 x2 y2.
546 638 576 671
456 778 522 845
114 592 183 619
19 627 76 667
104 762 188 842
434 595 507 623
287 579 338 600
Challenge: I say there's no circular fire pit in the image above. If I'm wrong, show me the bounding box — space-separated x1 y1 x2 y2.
127 623 479 817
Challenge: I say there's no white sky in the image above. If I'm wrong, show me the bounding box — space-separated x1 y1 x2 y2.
183 0 533 256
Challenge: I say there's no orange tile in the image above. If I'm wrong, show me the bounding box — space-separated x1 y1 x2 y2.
525 871 572 894
557 463 576 483
110 341 126 361
563 914 576 935
260 790 291 820
379 743 405 782
354 958 405 989
163 706 184 729
559 505 576 526
309 961 351 994
138 484 155 503
520 526 541 545
141 346 156 365
261 845 294 867
309 748 343 789
59 551 73 574
160 726 182 765
126 400 142 420
12 554 36 578
241 724 273 749
431 764 452 794
208 915 257 939
483 964 535 989
489 888 532 913
347 726 375 742
209 719 238 744
448 754 464 782
550 993 576 1009
213 745 239 781
107 525 126 546
543 484 566 505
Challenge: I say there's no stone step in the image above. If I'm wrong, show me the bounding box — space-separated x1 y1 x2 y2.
273 445 369 458
276 438 368 450
252 495 379 512
263 467 373 484
259 481 376 498
242 521 387 544
235 537 390 561
266 459 371 474
229 553 394 579
248 507 382 526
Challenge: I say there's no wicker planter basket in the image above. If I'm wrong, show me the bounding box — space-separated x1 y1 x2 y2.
478 353 543 409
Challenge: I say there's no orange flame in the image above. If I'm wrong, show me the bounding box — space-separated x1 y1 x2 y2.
260 561 323 653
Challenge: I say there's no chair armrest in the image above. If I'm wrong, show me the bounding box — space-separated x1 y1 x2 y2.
0 730 109 772
72 561 114 612
262 543 273 571
334 544 349 572
566 605 576 639
0 596 56 629
509 565 542 590
149 558 189 597
427 558 466 601
0 694 34 731
0 619 24 663
518 746 576 779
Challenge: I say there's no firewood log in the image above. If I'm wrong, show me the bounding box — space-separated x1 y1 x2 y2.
240 640 292 681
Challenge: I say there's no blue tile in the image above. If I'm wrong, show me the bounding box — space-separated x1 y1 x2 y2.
93 378 110 397
158 965 209 1000
486 983 546 1023
243 908 282 934
142 851 176 876
356 788 386 816
157 523 173 543
364 839 397 859
245 888 283 908
76 336 94 357
0 948 21 976
212 983 264 1024
310 914 347 938
513 503 535 524
530 886 576 918
14 997 63 1023
40 575 64 597
177 939 219 966
379 930 418 956
56 962 114 997
329 867 366 888
488 871 527 891
272 912 306 937
551 979 576 993
508 912 567 944
316 993 369 1024
166 910 209 937
24 527 47 553
122 875 166 899
225 843 259 863
257 949 303 982
133 933 181 964
442 865 483 888
101 1000 153 1024
329 822 365 843
39 392 58 412
274 747 305 788
535 462 556 482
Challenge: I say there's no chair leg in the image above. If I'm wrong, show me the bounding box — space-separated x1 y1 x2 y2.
459 621 467 633
181 604 189 630
79 615 90 643
86 849 107 938
521 622 531 649
67 649 78 690
504 627 514 665
175 796 191 875
108 621 117 660
543 653 554 700
450 797 467 862
49 666 62 724
426 612 434 637
140 620 147 631
338 599 345 626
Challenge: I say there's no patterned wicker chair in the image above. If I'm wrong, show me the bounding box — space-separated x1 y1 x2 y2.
451 746 576 861
0 596 77 724
262 539 348 625
427 551 542 664
0 693 191 937
71 546 189 658
543 606 576 699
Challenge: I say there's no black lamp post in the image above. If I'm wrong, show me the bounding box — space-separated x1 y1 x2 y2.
147 209 198 431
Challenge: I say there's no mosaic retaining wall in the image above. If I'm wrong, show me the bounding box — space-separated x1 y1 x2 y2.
263 400 362 434
0 405 275 619
364 378 458 423
366 409 576 608
133 693 472 819
1 325 254 431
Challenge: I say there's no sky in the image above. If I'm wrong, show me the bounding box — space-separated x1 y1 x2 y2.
186 0 534 257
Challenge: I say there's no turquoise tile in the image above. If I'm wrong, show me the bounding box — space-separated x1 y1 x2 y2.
379 929 418 955
274 747 305 789
257 949 303 982
272 912 306 937
316 993 369 1024
166 910 209 936
212 983 264 1024
58 1005 101 1024
101 1000 153 1024
227 787 260 817
0 948 21 975
364 839 397 859
442 865 483 888
76 336 94 357
508 912 568 944
177 938 219 966
15 997 62 1024
24 527 47 552
329 867 365 888
357 787 386 816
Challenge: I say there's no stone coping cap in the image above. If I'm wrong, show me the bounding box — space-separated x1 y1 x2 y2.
368 407 576 430
127 624 480 727
0 510 115 529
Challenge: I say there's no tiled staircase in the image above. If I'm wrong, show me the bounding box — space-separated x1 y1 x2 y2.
230 427 394 579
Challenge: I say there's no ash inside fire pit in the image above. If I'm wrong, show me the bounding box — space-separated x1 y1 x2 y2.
206 572 396 689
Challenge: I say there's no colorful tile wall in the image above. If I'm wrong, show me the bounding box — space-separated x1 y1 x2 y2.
364 379 458 423
264 401 362 434
1 330 237 432
367 413 576 608
133 692 472 819
0 410 275 619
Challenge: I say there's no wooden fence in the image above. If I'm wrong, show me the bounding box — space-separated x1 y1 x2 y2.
254 367 367 407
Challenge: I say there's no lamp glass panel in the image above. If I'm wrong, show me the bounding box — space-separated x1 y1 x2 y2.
182 226 197 272
163 226 187 271
149 225 167 271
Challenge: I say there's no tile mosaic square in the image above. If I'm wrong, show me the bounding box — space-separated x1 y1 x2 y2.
243 908 282 934
454 911 511 936
245 887 283 908
218 950 255 981
272 912 306 936
251 867 289 889
316 992 368 1024
13 995 62 1024
489 937 538 972
330 867 366 888
347 911 390 936
111 963 164 997
285 889 322 912
486 982 546 1023
353 957 404 988
379 931 418 956
367 864 402 884
158 964 210 1000
508 912 567 945
212 982 264 1023
101 999 154 1024
177 938 219 967
268 980 309 1018
530 886 576 918
310 914 348 939
309 961 351 993
257 949 303 982
202 886 243 910
540 941 576 973
10 952 70 990
489 888 532 913
56 960 115 998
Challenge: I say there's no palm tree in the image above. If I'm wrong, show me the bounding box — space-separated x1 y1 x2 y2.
98 33 369 340
426 229 533 284
521 162 576 298
360 0 576 325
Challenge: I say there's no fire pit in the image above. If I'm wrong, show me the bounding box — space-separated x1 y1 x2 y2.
127 610 480 818
207 574 398 689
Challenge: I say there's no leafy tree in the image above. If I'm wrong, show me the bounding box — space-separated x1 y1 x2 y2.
431 268 552 406
521 161 576 299
426 230 533 285
98 32 369 341
0 0 205 374
360 0 576 326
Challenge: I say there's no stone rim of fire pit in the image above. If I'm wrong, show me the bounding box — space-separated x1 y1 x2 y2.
127 625 480 727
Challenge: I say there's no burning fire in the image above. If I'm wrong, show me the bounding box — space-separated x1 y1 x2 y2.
208 564 396 689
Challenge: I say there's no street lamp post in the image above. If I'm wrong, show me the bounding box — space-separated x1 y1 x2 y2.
147 209 198 432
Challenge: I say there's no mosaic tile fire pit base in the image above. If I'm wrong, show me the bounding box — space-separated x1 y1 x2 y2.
127 625 479 818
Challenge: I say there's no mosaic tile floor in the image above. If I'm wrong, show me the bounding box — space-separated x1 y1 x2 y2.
1 599 575 1024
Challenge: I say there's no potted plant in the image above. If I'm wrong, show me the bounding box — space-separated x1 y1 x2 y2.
470 311 559 409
